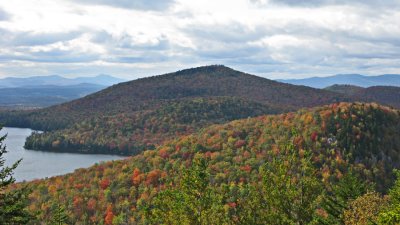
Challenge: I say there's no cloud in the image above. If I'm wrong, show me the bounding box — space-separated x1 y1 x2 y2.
0 0 400 79
264 0 399 8
0 8 10 20
69 0 175 11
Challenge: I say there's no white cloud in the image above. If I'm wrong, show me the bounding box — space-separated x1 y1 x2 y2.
0 0 399 79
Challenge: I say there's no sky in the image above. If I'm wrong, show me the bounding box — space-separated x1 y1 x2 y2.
0 0 399 79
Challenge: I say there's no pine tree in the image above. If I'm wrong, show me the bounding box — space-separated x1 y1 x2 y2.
379 170 400 224
142 154 226 225
317 171 372 224
0 128 33 224
50 192 69 225
260 131 322 224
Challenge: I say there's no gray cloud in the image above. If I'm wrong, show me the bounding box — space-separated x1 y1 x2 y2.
0 8 10 21
70 0 175 11
0 29 83 47
1 1 400 79
264 0 399 8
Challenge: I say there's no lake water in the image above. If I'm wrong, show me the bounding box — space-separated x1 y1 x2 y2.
1 127 125 182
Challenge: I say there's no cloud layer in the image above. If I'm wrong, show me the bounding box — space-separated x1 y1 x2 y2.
0 0 399 79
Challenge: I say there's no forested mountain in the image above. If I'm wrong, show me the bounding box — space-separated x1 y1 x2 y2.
0 83 105 109
0 65 350 155
278 74 400 88
326 84 400 108
22 102 400 224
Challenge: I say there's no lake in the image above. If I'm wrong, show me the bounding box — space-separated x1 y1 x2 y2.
1 127 125 182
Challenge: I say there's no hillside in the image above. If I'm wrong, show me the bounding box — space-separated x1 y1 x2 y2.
326 85 400 108
278 74 400 88
0 83 105 109
0 65 350 155
23 102 400 224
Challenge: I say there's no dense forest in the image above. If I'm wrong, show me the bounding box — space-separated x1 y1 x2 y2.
0 65 351 155
24 97 276 155
17 102 400 224
325 84 400 108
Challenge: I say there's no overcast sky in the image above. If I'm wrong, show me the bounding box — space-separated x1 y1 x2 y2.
0 0 399 79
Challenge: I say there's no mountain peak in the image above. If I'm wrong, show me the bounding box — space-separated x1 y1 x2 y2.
172 65 238 77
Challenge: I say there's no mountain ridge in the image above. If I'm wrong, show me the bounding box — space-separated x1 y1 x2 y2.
0 65 351 155
0 74 124 87
278 73 400 88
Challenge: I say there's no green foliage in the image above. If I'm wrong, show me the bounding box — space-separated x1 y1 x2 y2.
143 155 226 225
0 127 33 224
379 170 400 224
260 132 322 224
21 103 400 223
50 202 69 225
343 192 386 225
317 171 373 224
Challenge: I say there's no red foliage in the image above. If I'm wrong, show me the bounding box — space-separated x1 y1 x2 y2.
310 131 318 142
240 165 252 173
158 148 170 159
227 202 237 208
87 198 97 211
234 140 246 148
73 196 83 209
100 178 110 190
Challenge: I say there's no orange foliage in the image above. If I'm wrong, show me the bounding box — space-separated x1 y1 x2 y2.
132 168 142 185
104 204 114 225
145 169 162 186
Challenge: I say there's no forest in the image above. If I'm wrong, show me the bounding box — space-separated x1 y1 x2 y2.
0 65 352 155
3 102 399 224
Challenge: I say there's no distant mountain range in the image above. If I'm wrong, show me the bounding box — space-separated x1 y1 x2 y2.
0 74 124 88
0 83 105 109
325 84 400 108
277 74 400 88
0 74 125 108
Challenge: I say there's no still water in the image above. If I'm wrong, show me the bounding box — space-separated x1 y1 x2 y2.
1 127 124 182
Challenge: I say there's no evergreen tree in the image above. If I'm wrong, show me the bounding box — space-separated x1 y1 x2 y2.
0 128 33 224
379 170 400 224
50 192 69 225
142 154 226 225
317 170 372 224
260 131 322 224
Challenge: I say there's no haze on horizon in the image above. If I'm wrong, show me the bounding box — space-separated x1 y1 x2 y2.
0 0 399 80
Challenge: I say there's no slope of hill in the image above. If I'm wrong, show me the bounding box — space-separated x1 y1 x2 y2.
23 102 400 224
326 85 400 108
0 65 350 155
278 74 400 88
0 83 105 108
0 74 124 88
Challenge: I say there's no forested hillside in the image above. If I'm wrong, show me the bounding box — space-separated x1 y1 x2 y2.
0 65 350 155
23 102 400 224
326 85 400 108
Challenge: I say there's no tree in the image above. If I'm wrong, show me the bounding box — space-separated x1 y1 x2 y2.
0 128 33 224
379 170 400 224
343 192 386 225
317 171 373 224
142 155 226 225
260 132 322 224
50 190 69 225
